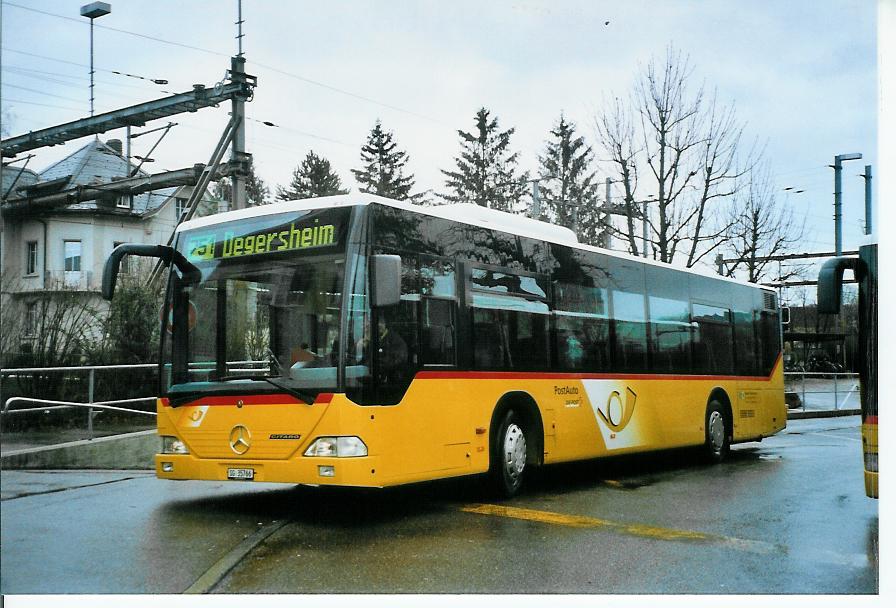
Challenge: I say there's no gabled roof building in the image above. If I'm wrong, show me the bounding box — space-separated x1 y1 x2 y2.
0 137 216 359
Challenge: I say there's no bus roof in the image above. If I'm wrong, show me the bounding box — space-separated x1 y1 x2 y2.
175 194 773 292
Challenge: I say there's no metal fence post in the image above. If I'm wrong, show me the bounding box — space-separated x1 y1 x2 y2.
801 373 806 409
833 373 839 411
88 368 95 440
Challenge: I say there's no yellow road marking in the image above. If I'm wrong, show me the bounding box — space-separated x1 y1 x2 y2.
461 503 780 554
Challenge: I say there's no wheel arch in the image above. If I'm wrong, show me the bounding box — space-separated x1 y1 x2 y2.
708 387 733 440
490 391 544 466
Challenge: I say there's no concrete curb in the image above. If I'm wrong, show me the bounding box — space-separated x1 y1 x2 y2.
1 430 156 470
787 408 861 420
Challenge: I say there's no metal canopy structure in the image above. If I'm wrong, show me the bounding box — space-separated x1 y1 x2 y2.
0 79 255 158
0 161 242 217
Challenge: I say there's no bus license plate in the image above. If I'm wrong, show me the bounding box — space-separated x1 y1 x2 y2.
227 468 254 480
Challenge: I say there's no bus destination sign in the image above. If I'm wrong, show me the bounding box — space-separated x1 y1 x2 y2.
185 218 338 262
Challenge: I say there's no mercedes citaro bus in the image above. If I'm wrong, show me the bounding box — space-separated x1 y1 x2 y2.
103 195 785 496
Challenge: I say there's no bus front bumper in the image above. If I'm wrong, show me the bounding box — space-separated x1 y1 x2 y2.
154 453 383 487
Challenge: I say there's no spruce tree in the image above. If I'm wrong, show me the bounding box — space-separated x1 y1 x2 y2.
277 151 349 200
538 115 602 245
352 120 415 199
441 107 529 212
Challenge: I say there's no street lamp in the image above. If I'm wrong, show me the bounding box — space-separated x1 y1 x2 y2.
80 2 111 117
831 152 862 256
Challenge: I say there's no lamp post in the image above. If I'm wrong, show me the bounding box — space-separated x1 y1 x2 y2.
831 152 862 256
80 2 111 117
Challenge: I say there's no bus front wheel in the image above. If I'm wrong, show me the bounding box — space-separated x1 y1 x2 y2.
704 400 730 463
490 409 528 498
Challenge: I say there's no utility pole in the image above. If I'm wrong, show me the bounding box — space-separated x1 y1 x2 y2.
602 177 612 249
832 152 862 255
530 180 542 220
642 198 649 257
230 55 249 210
236 0 245 57
862 165 872 235
80 2 112 117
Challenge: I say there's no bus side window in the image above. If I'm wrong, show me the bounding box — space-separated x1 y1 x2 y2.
470 268 550 371
648 295 692 373
422 298 455 365
733 310 758 375
419 256 457 366
612 290 648 372
553 281 610 372
692 304 734 375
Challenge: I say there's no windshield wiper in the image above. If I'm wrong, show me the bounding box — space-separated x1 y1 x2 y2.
213 374 315 405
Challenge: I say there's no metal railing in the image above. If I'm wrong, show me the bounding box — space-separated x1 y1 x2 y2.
0 361 267 440
783 371 861 412
1 363 159 439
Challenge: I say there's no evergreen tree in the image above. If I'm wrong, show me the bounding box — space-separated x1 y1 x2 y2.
277 150 349 200
352 120 415 199
213 156 270 207
537 114 602 244
441 107 529 212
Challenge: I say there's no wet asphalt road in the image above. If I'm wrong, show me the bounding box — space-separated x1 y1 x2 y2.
0 416 878 595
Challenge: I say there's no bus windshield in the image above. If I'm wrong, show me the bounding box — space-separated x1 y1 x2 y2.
161 207 353 403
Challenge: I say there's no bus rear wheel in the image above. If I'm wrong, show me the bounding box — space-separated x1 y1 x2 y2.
490 410 528 498
704 400 730 463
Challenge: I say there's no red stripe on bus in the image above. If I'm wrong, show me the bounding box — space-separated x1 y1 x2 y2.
864 415 878 425
415 371 771 382
160 393 327 407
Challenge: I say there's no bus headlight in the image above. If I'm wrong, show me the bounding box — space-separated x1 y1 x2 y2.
161 436 190 454
304 436 367 457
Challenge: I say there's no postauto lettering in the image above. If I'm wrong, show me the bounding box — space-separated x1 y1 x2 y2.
186 221 336 262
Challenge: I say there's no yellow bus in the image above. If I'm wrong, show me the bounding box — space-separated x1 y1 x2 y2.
103 195 785 496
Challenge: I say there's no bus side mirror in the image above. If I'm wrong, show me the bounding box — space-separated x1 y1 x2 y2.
371 254 401 307
102 243 199 300
781 306 790 327
818 256 865 314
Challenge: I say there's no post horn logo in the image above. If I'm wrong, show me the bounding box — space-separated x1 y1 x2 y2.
595 387 638 432
229 425 251 455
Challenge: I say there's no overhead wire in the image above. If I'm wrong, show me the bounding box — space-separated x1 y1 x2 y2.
3 3 450 127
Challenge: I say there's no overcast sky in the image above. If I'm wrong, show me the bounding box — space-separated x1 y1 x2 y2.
1 0 879 269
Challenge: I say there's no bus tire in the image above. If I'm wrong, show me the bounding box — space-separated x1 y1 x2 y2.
704 399 730 463
490 409 528 498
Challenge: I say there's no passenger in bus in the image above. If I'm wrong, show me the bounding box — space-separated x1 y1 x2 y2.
376 319 408 374
565 330 585 368
356 318 409 378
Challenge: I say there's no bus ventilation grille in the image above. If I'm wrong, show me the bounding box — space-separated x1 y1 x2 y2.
763 292 777 310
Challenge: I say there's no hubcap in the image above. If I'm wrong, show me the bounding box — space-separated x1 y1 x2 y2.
708 411 725 452
503 423 527 484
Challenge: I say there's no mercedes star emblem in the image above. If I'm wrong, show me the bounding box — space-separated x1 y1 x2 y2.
229 425 251 455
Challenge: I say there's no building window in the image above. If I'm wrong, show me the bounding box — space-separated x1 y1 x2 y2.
113 242 130 274
176 197 187 219
24 302 38 337
64 240 82 272
116 195 132 209
26 241 38 275
63 240 82 286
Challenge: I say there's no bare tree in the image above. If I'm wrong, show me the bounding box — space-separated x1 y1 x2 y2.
596 46 757 266
722 165 806 283
1 275 104 398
